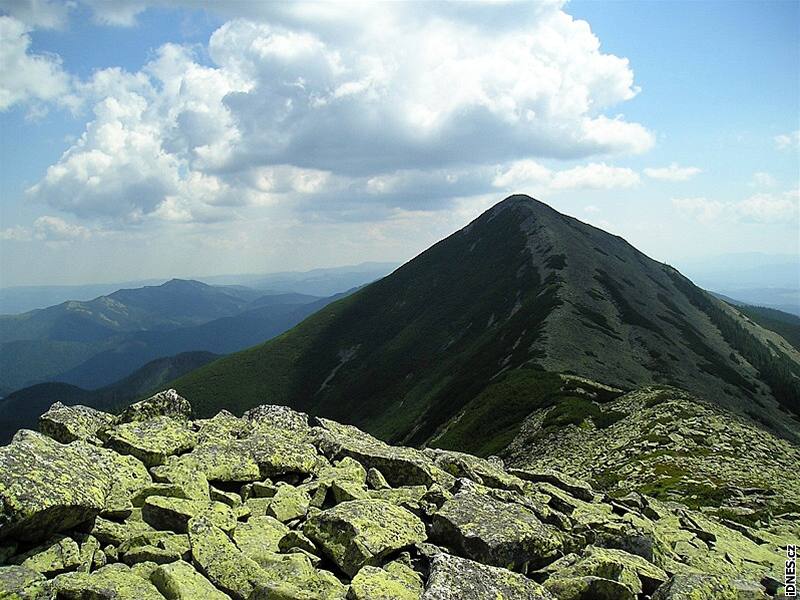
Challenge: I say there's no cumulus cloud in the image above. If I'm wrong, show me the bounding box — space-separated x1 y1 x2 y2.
493 160 639 192
643 163 701 181
23 1 654 225
672 197 725 224
1 216 92 242
775 130 800 151
673 189 799 225
0 15 73 111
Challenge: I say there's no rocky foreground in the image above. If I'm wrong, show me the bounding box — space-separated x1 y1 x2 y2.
0 390 794 599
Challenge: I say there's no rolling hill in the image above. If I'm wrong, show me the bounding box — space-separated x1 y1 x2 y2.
0 351 217 443
172 195 800 447
0 281 328 392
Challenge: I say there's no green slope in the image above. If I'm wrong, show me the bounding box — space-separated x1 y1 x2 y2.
174 203 561 444
171 195 800 445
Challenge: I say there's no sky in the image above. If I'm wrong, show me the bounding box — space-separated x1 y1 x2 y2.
0 0 798 287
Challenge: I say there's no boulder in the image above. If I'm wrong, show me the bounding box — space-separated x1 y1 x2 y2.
0 565 54 600
304 499 427 577
142 497 236 534
544 576 637 600
119 389 191 424
53 563 164 599
266 484 311 523
187 517 269 600
11 535 81 577
509 468 595 501
422 553 554 600
312 419 454 488
349 565 423 600
233 516 290 562
104 417 196 467
38 403 116 444
0 431 115 543
430 490 561 571
652 573 770 599
150 560 230 600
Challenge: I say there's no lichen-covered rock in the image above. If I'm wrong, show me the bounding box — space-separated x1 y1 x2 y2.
366 468 390 490
267 484 311 522
104 417 196 467
247 431 320 479
350 564 423 600
542 545 668 596
509 468 594 501
304 499 427 577
187 516 268 600
142 497 235 534
544 576 637 600
0 565 54 599
426 448 525 492
119 389 191 424
422 553 554 600
312 419 454 488
150 560 229 600
180 439 262 483
430 490 562 572
103 453 152 518
651 573 770 599
38 403 116 445
12 535 81 577
233 516 290 562
244 405 311 436
53 563 165 599
150 456 210 500
0 431 116 543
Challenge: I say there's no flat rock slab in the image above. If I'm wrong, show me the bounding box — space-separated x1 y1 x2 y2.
0 431 115 543
431 490 562 571
304 499 427 577
422 553 555 600
104 417 196 467
38 403 116 444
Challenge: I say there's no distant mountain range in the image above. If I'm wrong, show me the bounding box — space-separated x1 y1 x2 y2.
170 195 800 447
0 350 217 444
0 269 388 397
0 262 397 314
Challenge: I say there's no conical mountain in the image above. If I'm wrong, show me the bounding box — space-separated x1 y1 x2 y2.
172 195 800 445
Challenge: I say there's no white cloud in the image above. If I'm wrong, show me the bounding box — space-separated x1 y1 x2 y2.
0 15 73 111
1 0 72 29
673 189 799 225
33 216 92 240
735 190 799 223
643 163 701 181
750 171 776 188
672 197 725 224
775 130 800 151
1 216 93 242
23 1 653 226
493 160 639 192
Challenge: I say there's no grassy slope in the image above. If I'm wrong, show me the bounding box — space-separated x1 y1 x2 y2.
736 305 800 351
173 205 562 445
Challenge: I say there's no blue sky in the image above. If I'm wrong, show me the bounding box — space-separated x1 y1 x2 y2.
0 0 798 286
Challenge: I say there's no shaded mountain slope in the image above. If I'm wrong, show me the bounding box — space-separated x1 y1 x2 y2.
172 195 800 444
0 285 329 393
0 351 218 443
